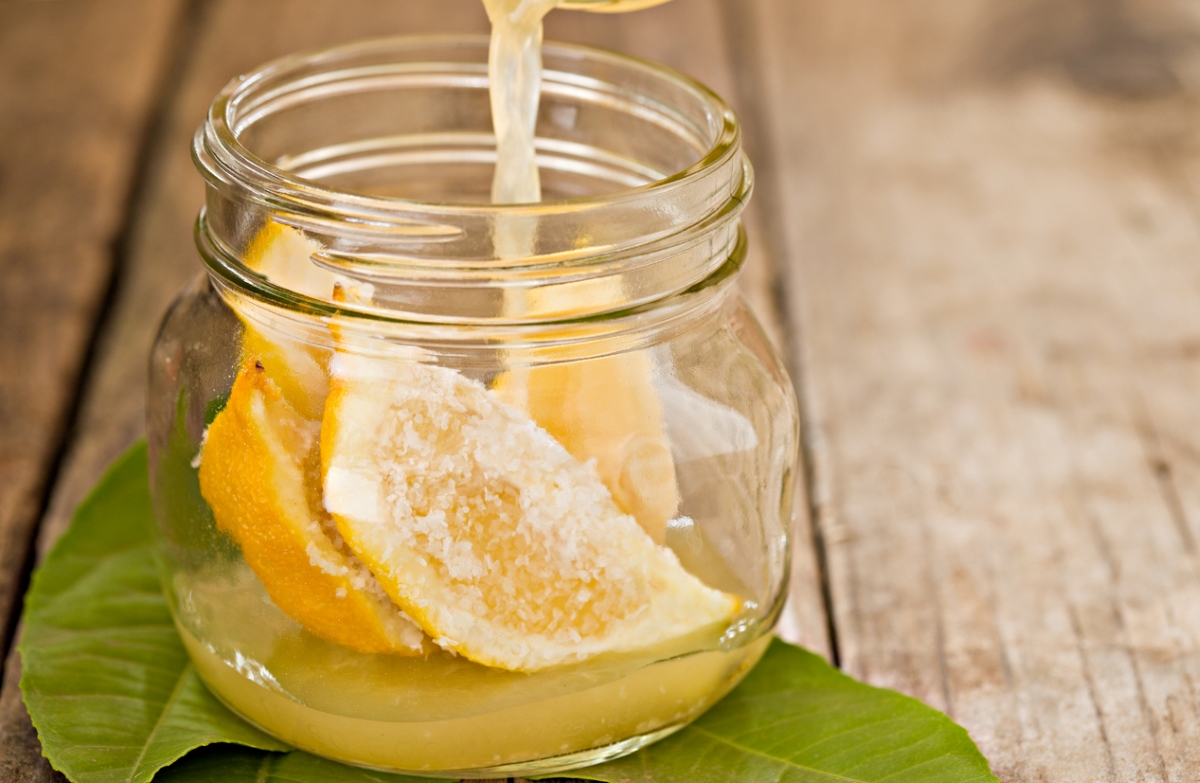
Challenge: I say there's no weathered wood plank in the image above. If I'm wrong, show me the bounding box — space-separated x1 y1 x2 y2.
0 4 492 779
746 0 1200 778
0 0 185 650
0 2 188 779
33 0 493 561
547 0 831 661
3 0 826 779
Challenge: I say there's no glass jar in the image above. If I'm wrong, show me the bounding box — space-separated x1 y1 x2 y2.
147 36 798 778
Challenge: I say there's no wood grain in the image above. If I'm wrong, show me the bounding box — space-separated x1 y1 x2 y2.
0 0 184 648
546 0 831 661
0 0 828 779
0 2 188 778
745 0 1200 778
33 0 493 561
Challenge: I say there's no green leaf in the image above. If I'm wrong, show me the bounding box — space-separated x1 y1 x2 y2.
155 745 430 783
19 444 289 783
554 640 998 783
21 442 998 783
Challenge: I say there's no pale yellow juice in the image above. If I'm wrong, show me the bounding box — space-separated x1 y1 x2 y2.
172 459 764 773
182 621 767 773
174 545 764 774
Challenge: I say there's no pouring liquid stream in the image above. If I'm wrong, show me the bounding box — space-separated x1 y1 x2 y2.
482 0 557 280
484 0 558 206
485 0 674 206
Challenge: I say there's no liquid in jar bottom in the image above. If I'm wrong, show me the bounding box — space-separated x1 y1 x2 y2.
180 625 770 776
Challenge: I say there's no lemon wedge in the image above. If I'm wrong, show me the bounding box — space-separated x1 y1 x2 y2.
201 221 425 655
493 355 679 544
321 353 739 672
199 359 427 655
238 221 338 420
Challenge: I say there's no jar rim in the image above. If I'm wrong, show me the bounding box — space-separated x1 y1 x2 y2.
197 34 741 215
193 35 751 328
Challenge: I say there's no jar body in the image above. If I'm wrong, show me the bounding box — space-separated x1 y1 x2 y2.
147 37 798 777
149 273 794 774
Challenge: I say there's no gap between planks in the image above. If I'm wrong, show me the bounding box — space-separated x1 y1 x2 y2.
0 1 214 780
0 0 190 668
714 0 841 668
745 0 1200 779
0 0 214 662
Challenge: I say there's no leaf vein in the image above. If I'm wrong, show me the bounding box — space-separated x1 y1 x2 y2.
255 751 275 783
689 725 866 782
125 662 195 782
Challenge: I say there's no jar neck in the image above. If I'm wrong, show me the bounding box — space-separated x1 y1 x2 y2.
193 36 751 327
200 219 747 366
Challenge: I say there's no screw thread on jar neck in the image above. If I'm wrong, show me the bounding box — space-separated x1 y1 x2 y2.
194 36 751 327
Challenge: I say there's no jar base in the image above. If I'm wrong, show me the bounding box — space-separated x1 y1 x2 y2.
331 724 684 779
181 625 771 777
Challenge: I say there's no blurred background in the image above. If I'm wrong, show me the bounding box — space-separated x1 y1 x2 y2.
4 1 1200 781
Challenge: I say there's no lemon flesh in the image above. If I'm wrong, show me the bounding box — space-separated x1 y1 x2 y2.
493 354 679 544
321 353 739 672
199 360 426 655
239 221 337 420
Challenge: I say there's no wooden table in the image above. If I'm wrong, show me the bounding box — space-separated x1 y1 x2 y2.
3 0 1200 780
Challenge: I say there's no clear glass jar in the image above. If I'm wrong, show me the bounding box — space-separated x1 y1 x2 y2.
147 36 798 778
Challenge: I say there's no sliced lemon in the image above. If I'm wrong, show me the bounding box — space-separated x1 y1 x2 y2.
199 358 426 655
238 221 338 420
245 220 340 299
492 354 680 544
321 353 739 672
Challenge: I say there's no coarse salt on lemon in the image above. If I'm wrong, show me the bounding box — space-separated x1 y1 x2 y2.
321 353 739 672
199 358 426 655
493 353 680 544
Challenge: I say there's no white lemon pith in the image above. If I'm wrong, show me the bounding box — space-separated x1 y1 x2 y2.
321 353 740 672
198 360 426 655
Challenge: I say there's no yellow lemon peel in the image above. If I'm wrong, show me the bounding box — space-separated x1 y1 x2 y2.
238 221 337 420
199 358 427 655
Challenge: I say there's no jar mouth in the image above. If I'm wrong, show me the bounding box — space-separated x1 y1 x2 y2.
194 35 751 325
